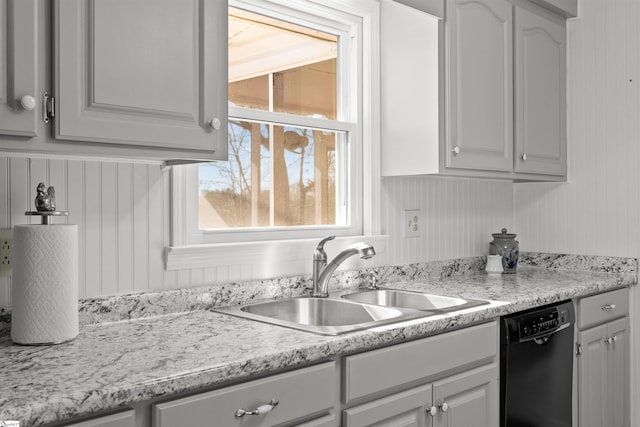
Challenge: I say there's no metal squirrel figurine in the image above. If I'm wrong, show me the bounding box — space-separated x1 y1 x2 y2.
35 182 56 212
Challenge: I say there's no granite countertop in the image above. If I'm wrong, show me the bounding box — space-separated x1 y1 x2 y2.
0 258 636 426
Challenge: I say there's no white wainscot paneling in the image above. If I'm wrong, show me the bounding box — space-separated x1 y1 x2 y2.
0 157 171 306
381 176 514 265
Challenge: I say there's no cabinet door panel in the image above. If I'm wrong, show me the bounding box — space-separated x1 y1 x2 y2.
342 384 432 427
0 0 38 137
578 324 608 427
608 317 630 427
447 0 513 172
515 7 566 175
433 364 497 427
55 0 227 159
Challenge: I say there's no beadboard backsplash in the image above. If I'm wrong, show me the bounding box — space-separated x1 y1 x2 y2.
0 156 513 306
515 0 640 259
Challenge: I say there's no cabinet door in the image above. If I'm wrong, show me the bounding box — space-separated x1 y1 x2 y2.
607 317 630 427
514 6 566 176
578 324 609 427
446 0 513 172
342 384 432 427
432 364 497 427
55 0 227 160
0 0 38 136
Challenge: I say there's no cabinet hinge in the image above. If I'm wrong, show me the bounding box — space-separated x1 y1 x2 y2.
43 92 55 124
576 343 582 356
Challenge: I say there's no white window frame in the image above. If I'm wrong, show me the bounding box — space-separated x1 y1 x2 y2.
166 0 383 274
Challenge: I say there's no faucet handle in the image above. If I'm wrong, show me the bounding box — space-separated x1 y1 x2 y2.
367 272 379 290
314 235 336 260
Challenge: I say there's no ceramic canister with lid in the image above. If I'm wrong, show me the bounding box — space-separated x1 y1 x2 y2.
489 228 519 274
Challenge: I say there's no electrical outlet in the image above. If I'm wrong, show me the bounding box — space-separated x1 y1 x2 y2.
0 228 13 277
403 210 421 238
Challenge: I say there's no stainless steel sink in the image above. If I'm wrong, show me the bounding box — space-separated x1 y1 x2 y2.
340 288 490 312
214 297 434 335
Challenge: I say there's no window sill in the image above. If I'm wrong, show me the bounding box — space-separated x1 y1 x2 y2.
165 235 389 280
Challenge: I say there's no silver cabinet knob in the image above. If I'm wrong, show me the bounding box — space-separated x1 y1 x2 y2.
208 117 221 130
452 146 461 155
20 95 36 111
440 402 449 412
521 153 528 161
612 335 618 343
428 406 437 417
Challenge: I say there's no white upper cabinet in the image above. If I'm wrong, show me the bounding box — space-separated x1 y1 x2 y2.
0 0 227 162
380 0 441 176
55 0 227 161
381 0 570 181
446 0 514 173
514 5 566 176
0 0 38 137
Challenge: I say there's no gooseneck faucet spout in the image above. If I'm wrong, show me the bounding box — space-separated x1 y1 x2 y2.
312 236 376 297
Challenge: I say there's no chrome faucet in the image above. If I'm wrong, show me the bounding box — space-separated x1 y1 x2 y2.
312 236 376 297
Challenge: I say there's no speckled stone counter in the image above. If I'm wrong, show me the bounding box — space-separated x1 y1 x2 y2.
0 254 636 426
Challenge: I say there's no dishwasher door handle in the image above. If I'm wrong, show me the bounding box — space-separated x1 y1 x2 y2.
534 335 551 345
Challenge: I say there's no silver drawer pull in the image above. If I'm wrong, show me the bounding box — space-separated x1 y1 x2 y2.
235 399 279 418
601 304 616 310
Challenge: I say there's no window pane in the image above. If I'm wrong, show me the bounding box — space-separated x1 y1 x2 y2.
273 60 336 119
228 7 337 119
199 121 340 229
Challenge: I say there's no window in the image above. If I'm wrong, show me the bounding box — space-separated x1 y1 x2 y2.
168 0 381 273
200 6 350 231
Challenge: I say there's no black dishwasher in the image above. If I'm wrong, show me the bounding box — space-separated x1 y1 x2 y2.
500 300 575 427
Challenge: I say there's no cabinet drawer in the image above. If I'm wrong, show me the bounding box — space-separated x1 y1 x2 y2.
154 362 335 427
578 288 629 330
343 321 497 403
63 410 135 427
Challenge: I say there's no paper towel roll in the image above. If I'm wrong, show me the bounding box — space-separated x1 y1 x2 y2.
11 224 78 345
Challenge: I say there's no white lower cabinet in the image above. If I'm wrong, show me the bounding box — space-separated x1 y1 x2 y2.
153 362 336 427
577 289 630 427
342 322 498 427
343 364 497 427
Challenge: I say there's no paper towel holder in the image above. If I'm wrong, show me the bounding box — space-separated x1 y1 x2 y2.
25 182 69 225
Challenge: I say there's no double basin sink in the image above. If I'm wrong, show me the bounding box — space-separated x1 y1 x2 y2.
215 288 490 335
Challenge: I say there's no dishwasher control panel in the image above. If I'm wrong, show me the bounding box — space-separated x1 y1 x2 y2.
519 310 559 338
503 302 573 343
